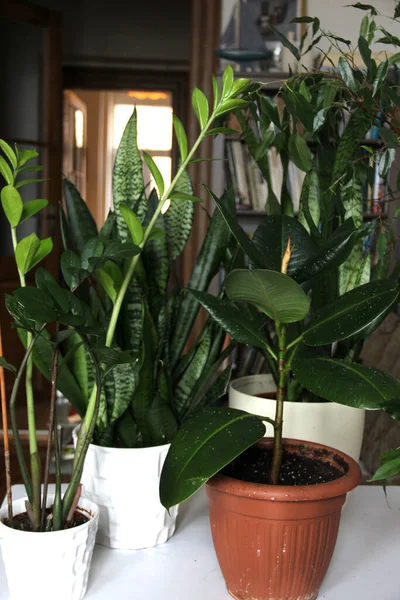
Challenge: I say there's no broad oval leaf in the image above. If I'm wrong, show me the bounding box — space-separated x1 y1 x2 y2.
252 215 317 275
338 56 358 92
0 157 13 185
189 289 268 349
20 199 48 223
13 287 58 324
159 407 266 509
292 357 400 410
1 184 23 227
143 152 165 198
303 280 399 346
61 250 80 290
221 65 234 98
192 87 209 129
214 99 250 117
29 237 53 271
0 139 17 170
173 115 188 162
225 269 310 324
15 232 40 275
119 205 144 244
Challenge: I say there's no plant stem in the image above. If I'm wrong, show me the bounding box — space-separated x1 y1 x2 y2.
41 346 59 531
11 227 41 525
9 325 45 504
0 325 12 520
270 324 287 485
52 396 62 531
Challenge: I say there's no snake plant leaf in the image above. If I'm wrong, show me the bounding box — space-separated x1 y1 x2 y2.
370 448 400 482
174 327 212 417
19 199 48 223
226 269 310 324
63 179 98 253
164 168 195 261
142 190 169 310
206 185 264 267
173 115 188 162
160 407 266 509
303 280 399 346
1 185 23 226
119 205 144 244
99 211 117 241
292 357 400 410
252 215 317 274
112 108 146 241
331 111 371 189
188 290 269 349
298 169 321 239
200 364 232 408
169 189 232 368
291 218 357 283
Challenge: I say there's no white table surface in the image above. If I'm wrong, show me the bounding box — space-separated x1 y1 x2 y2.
1 484 400 599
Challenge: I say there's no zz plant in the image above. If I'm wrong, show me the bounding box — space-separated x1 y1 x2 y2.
15 67 253 450
0 143 135 530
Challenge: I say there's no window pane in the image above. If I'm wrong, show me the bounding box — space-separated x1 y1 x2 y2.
113 105 173 151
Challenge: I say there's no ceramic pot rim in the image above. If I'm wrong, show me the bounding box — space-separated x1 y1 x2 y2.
72 425 170 454
206 438 361 502
0 496 99 537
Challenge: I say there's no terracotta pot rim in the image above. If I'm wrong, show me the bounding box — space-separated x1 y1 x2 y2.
206 438 361 502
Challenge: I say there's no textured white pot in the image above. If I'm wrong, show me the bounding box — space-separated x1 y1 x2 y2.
0 496 98 600
74 431 178 550
229 374 366 462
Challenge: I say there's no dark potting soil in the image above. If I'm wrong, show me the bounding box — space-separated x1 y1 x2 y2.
2 508 89 532
222 445 344 485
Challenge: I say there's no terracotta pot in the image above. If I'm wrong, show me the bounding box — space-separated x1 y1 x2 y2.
206 438 361 600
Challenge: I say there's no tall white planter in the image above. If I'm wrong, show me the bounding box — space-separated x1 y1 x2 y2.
0 496 98 600
75 435 178 550
229 374 365 462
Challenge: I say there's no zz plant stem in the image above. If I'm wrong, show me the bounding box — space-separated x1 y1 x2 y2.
270 325 287 485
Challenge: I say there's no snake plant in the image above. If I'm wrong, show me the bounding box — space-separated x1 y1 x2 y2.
32 66 252 449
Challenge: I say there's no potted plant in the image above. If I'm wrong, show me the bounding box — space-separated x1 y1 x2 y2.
20 67 253 550
159 218 400 600
0 142 135 599
223 3 400 460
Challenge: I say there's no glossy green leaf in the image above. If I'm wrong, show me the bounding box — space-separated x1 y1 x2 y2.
291 219 357 283
0 139 17 170
192 87 209 129
303 280 399 346
29 237 53 270
61 250 80 290
297 169 321 239
221 65 234 98
288 134 312 172
292 357 400 410
212 74 220 109
17 148 38 167
226 269 310 324
373 60 388 96
63 179 98 253
173 115 188 162
13 287 58 324
189 290 268 349
252 215 317 275
0 156 13 185
1 184 23 226
15 177 47 190
231 77 251 96
254 130 275 161
214 99 250 117
96 267 118 303
159 407 266 509
370 448 400 481
206 185 264 267
205 127 239 136
378 148 395 178
119 205 144 244
19 199 48 223
143 151 164 198
15 233 40 275
347 3 378 15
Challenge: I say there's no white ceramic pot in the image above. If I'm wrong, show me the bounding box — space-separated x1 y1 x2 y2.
0 496 98 600
229 374 366 462
74 430 178 550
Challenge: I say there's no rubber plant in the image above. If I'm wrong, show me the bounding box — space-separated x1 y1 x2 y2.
23 66 252 450
159 226 400 506
229 3 400 390
0 141 135 530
